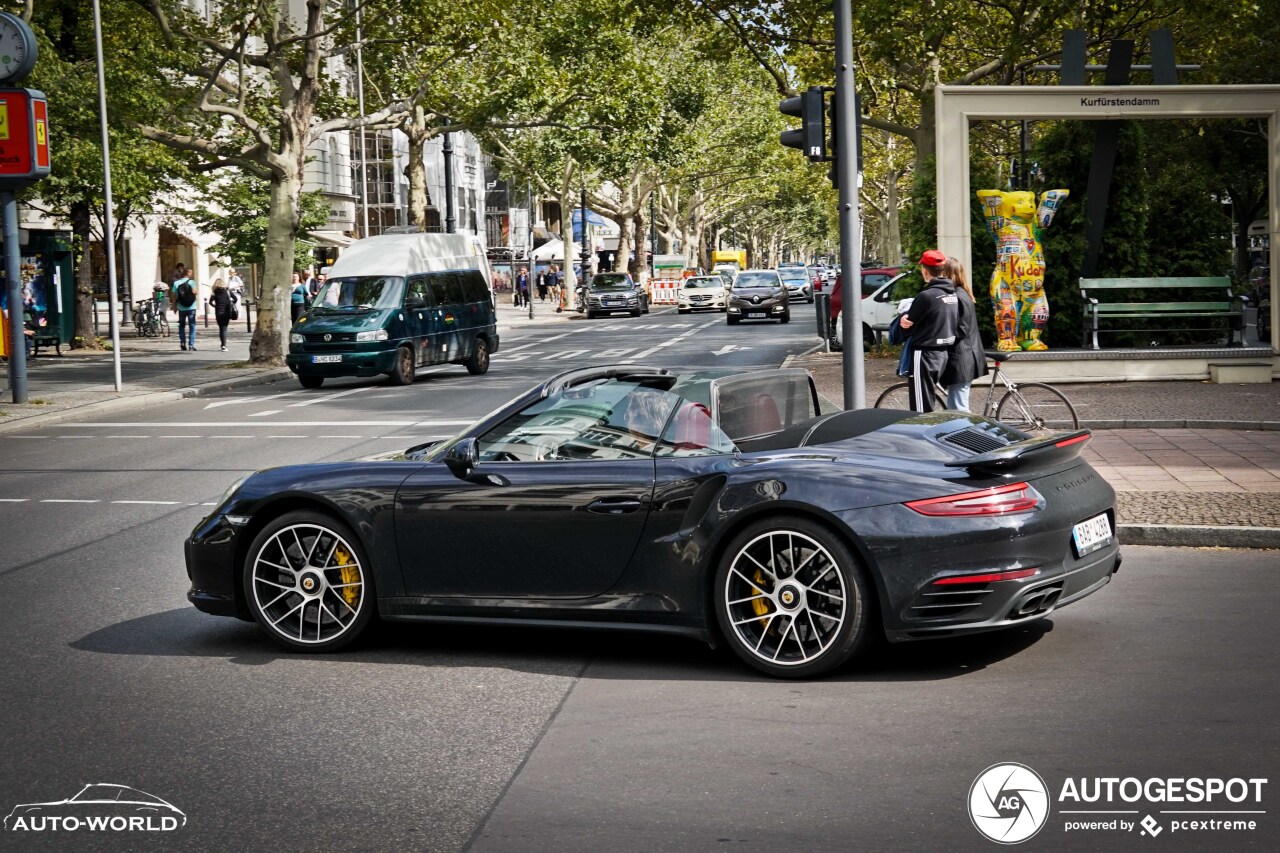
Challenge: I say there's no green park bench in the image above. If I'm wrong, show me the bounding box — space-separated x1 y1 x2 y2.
1078 276 1246 350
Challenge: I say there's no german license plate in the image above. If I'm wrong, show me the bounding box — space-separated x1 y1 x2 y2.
312 354 342 364
1072 512 1112 557
747 312 766 319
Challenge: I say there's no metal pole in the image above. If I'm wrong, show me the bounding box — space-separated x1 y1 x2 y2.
355 7 370 238
1019 68 1029 189
649 192 656 280
580 185 589 278
93 0 123 392
834 0 864 409
443 132 456 234
527 179 534 320
3 192 27 403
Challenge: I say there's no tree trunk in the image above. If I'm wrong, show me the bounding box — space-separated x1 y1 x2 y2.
615 210 634 275
403 108 432 228
69 201 99 349
252 165 302 365
631 208 645 281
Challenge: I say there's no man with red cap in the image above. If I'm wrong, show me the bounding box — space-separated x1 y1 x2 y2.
898 249 959 412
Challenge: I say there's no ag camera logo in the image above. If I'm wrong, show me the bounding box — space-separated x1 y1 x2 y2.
969 763 1050 844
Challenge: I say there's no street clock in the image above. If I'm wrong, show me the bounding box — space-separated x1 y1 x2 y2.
0 12 38 84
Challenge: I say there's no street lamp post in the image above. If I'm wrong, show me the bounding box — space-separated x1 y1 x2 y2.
580 184 590 282
527 178 534 320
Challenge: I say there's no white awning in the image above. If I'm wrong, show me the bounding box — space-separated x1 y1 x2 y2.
307 230 355 247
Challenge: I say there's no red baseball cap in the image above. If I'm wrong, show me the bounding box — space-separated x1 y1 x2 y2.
919 249 947 266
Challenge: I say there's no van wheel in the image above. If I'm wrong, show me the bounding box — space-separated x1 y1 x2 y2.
388 346 415 386
465 338 490 375
298 375 324 389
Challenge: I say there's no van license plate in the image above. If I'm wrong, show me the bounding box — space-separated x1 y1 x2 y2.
1072 512 1112 557
312 355 342 364
747 312 765 319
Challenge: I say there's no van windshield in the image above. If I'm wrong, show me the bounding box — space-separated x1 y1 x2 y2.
313 276 404 311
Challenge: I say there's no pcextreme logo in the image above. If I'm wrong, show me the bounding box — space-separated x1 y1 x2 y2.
4 783 186 833
969 764 1269 844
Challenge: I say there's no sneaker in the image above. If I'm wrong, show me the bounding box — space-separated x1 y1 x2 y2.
220 345 227 351
180 345 187 351
190 345 197 351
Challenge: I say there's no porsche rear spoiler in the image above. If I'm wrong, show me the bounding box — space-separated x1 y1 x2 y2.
944 429 1091 473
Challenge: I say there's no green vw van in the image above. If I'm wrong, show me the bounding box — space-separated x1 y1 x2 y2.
286 234 499 389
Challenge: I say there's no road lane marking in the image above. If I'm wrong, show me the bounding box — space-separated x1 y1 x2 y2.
40 499 100 503
541 349 592 361
267 435 308 439
592 349 636 359
105 435 151 439
319 435 365 438
112 500 181 505
248 410 281 417
620 319 722 362
287 387 373 407
0 498 28 502
204 390 305 410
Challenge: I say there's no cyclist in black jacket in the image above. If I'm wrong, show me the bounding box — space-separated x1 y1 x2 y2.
899 249 958 412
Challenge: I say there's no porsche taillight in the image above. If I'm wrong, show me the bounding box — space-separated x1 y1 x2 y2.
905 482 1043 516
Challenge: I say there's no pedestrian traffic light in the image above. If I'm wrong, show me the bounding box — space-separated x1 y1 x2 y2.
779 86 825 162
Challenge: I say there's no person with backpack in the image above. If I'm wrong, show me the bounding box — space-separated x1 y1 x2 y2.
208 278 234 352
940 257 988 412
171 270 199 351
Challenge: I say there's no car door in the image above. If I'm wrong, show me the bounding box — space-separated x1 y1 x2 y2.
404 274 437 365
393 378 676 599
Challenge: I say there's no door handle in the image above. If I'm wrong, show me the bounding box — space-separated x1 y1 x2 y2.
586 497 643 515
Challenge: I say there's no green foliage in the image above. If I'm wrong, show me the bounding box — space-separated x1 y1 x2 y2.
185 177 330 272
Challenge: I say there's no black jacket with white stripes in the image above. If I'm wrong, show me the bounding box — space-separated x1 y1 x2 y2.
904 277 958 350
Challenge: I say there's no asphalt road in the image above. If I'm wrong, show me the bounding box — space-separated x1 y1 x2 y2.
1 307 1276 851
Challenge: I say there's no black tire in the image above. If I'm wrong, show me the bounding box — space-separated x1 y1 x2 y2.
806 297 815 304
631 308 642 317
714 516 873 678
586 309 598 319
874 382 911 409
642 299 650 315
465 337 490 375
779 310 790 324
243 510 376 652
298 374 325 389
678 308 691 315
862 324 875 348
727 315 740 326
996 382 1079 434
387 345 415 386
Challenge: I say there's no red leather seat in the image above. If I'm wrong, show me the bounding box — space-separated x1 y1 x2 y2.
751 393 782 435
672 402 712 450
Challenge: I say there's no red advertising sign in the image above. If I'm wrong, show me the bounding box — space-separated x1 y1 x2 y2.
0 88 50 185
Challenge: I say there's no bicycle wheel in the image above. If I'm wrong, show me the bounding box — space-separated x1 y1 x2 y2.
996 383 1079 434
874 382 912 409
159 316 170 337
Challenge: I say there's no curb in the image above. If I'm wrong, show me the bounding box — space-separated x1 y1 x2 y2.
1119 523 1280 549
1082 419 1280 431
0 368 293 434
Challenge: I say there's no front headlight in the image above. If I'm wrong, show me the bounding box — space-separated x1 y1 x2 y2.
356 329 389 342
290 333 304 344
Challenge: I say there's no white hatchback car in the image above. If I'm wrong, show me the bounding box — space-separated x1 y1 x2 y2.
677 275 729 313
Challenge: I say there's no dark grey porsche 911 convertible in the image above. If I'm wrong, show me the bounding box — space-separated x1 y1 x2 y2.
185 365 1119 678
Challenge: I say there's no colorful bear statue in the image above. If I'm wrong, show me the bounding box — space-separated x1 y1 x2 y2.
976 188 1069 351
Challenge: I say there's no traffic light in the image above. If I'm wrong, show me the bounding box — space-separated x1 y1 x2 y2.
826 90 863 190
779 86 826 162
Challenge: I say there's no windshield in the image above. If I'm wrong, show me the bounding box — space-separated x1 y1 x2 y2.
735 271 779 289
780 272 809 284
313 276 404 310
683 277 721 289
590 274 633 291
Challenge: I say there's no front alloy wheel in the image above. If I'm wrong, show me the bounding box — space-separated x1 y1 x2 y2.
388 345 415 385
244 511 374 651
715 518 871 677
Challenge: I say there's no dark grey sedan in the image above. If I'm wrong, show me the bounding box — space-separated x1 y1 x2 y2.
727 269 791 325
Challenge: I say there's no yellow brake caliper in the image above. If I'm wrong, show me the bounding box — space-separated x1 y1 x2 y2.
335 545 361 607
751 570 770 622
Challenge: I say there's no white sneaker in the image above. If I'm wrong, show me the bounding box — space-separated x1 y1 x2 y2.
221 345 227 351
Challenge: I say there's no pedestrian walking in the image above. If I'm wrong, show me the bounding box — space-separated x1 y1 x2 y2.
171 269 199 350
536 267 549 302
228 269 245 303
305 269 320 299
515 266 530 307
940 257 988 412
209 278 234 351
290 272 308 324
897 249 958 413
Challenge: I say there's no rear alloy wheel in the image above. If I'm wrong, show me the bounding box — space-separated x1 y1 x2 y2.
715 518 871 677
465 337 490 375
244 511 375 652
388 345 415 385
298 375 324 389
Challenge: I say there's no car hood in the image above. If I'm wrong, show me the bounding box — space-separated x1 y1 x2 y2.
294 308 392 333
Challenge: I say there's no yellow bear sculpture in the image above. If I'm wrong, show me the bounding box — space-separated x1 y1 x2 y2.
976 188 1069 351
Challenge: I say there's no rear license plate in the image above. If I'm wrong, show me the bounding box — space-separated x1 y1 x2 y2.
312 354 342 364
1072 512 1112 557
747 312 766 319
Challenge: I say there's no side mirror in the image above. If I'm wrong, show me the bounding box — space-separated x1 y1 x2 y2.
405 296 427 310
443 437 478 479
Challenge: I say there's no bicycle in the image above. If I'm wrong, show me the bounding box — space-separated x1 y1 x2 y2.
873 349 1079 435
132 299 170 338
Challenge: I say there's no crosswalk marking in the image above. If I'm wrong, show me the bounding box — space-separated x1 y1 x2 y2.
287 387 373 408
541 349 591 361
